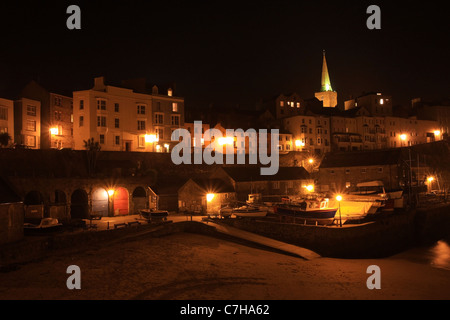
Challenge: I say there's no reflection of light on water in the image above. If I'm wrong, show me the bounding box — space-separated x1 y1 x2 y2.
430 240 450 270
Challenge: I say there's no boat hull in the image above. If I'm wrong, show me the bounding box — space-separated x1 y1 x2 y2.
274 205 337 221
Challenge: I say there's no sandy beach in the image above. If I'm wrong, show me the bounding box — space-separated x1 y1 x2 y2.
0 231 449 301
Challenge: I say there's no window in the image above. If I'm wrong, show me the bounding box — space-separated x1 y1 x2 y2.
138 136 145 148
137 120 146 131
115 136 120 145
361 168 367 174
97 116 106 127
296 102 300 108
80 100 84 110
0 107 7 120
280 101 284 107
114 118 120 128
171 115 180 126
272 181 280 189
71 114 73 123
137 105 146 115
97 100 106 110
114 103 119 112
99 134 105 144
172 102 178 112
54 111 61 121
378 167 383 173
154 113 164 124
156 128 164 140
27 135 36 147
345 169 351 175
54 97 62 106
27 105 36 116
26 120 36 132
79 116 84 127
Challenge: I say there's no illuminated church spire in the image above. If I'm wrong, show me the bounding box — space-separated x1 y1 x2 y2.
315 50 337 108
321 50 332 92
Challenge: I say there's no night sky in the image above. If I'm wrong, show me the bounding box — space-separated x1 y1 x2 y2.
0 1 449 110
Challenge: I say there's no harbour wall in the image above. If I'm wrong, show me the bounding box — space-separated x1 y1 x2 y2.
223 204 450 259
0 203 24 246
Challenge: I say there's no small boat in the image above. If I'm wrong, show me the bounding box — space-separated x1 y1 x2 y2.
140 209 169 221
232 205 268 218
24 218 63 234
218 206 233 218
274 198 337 225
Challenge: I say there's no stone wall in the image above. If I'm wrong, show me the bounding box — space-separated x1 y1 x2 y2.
0 203 24 245
224 213 416 258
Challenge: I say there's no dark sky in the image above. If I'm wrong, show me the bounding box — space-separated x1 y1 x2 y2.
0 0 449 109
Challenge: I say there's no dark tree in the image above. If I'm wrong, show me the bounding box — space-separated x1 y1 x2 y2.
0 132 11 147
83 138 101 176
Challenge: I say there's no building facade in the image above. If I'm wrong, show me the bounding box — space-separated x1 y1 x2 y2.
73 77 184 152
20 81 74 150
0 98 14 144
14 98 41 149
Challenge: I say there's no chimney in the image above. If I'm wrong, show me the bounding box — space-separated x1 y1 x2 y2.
93 76 106 90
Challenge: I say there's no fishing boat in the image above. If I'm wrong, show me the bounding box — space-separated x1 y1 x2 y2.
23 218 63 234
274 198 338 225
140 209 169 221
232 205 268 218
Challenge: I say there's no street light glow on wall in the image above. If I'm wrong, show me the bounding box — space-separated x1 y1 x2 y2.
206 193 215 202
50 127 59 135
107 189 115 196
145 134 158 143
400 134 407 141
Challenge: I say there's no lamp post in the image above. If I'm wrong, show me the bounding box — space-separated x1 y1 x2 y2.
427 177 434 193
107 189 115 217
336 195 343 227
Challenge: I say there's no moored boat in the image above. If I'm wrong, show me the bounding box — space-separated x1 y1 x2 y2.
232 205 268 218
24 218 63 234
274 198 337 225
140 209 169 220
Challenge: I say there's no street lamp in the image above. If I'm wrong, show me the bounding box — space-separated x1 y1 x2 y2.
107 189 115 217
434 131 441 141
336 195 343 227
400 134 407 147
427 177 434 192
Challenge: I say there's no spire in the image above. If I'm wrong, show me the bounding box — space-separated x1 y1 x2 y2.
321 50 333 92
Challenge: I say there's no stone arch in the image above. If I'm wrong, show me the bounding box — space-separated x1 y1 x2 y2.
132 186 147 214
54 189 67 205
24 190 44 205
70 189 89 219
113 187 129 215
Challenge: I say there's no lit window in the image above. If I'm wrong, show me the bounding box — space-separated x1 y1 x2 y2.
380 99 384 105
172 102 178 112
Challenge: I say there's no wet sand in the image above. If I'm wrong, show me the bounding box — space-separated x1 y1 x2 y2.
0 232 449 300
